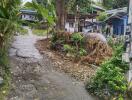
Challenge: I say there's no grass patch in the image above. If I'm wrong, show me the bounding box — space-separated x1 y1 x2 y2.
18 28 28 35
32 28 51 36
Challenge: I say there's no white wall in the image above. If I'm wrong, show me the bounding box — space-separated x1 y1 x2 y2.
65 22 75 32
21 14 37 21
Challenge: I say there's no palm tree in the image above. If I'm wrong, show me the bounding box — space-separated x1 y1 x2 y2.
25 0 56 25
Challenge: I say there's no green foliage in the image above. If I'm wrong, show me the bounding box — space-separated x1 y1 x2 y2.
25 0 56 25
70 0 92 14
107 37 125 51
0 0 21 48
107 37 129 73
86 42 129 99
79 48 87 56
63 44 74 53
51 32 58 43
18 28 28 35
86 62 127 99
102 0 128 9
96 12 108 21
71 32 83 43
0 0 20 99
0 49 11 100
32 28 51 36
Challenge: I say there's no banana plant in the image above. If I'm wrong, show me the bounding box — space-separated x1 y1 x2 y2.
0 0 21 48
25 0 56 25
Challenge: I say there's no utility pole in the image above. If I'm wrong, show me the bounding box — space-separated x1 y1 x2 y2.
128 0 132 85
75 5 79 32
91 0 94 32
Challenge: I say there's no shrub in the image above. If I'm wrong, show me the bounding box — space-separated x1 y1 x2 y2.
79 48 87 56
71 32 83 43
51 32 58 43
0 49 11 100
107 39 129 73
86 62 127 99
109 57 129 73
71 32 84 51
96 12 108 22
86 42 129 99
63 44 74 53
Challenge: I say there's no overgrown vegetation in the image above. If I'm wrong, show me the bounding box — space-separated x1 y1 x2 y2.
18 28 28 35
96 12 108 22
51 32 112 65
86 63 127 99
0 49 11 100
101 0 128 9
51 31 87 58
32 28 51 36
0 0 21 99
86 38 129 99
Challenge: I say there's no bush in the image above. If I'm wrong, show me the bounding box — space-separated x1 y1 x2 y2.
63 44 74 53
0 49 11 100
71 32 84 52
107 39 129 73
86 42 129 99
96 12 108 22
71 32 83 43
86 62 127 99
79 48 87 56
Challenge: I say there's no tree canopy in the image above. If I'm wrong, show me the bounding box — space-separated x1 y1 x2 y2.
102 0 128 9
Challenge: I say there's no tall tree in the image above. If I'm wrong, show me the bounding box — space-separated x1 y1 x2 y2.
55 0 91 30
102 0 128 9
55 0 67 30
36 0 91 30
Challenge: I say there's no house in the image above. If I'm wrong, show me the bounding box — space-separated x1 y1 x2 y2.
105 7 128 35
65 5 105 33
20 9 38 22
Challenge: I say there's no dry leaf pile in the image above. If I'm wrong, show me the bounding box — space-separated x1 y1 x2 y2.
79 34 113 65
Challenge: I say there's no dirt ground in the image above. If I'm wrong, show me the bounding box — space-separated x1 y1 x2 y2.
36 39 96 82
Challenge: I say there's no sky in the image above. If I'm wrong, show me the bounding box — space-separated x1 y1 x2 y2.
22 0 32 4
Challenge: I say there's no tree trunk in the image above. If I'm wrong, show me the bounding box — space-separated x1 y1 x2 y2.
55 0 65 31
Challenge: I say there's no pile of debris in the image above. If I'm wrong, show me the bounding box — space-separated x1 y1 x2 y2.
80 33 113 65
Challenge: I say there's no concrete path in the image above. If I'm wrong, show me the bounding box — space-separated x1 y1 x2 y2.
7 27 95 100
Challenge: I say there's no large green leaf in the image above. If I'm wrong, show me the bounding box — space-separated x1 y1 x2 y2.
25 1 55 25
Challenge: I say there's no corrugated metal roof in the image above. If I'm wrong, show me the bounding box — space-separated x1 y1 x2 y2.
92 5 106 11
20 9 37 14
106 7 127 15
